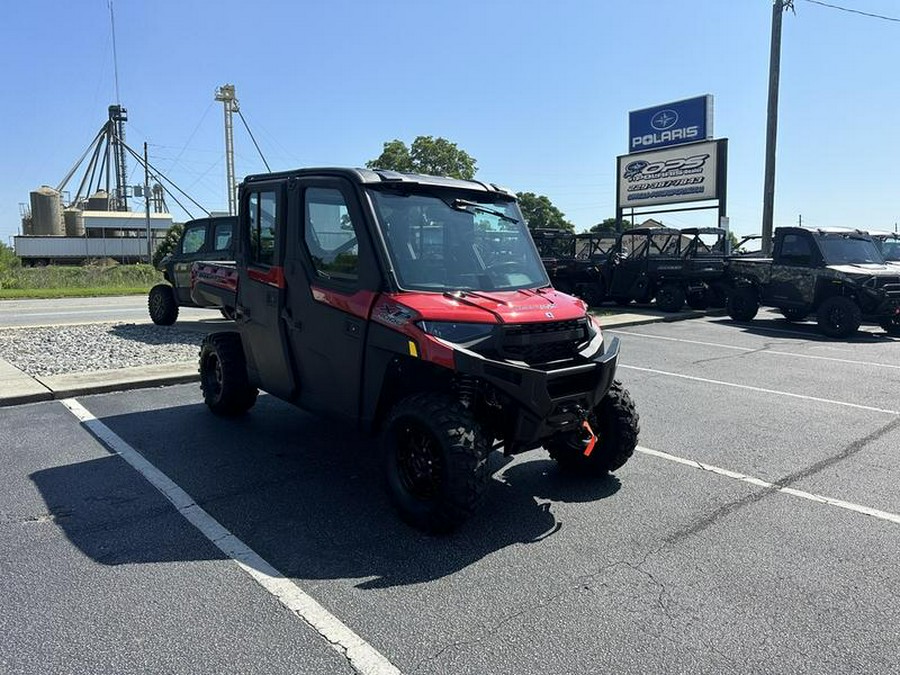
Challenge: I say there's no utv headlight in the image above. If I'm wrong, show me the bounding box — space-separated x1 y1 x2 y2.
417 321 495 343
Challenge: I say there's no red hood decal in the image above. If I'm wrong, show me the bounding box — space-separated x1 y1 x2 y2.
383 288 587 324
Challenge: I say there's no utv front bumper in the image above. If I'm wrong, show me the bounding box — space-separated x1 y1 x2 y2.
452 331 620 449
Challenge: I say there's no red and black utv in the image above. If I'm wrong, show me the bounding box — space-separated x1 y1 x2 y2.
195 168 639 531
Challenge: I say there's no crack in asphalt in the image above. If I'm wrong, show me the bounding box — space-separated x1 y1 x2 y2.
666 415 900 544
412 548 680 673
690 341 778 367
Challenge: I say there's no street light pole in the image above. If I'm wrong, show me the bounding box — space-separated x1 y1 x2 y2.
761 0 792 256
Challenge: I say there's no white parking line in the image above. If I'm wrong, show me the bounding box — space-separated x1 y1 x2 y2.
60 398 402 675
620 364 900 416
611 329 900 370
637 446 900 526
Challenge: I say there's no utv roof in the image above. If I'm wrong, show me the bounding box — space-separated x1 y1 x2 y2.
625 227 682 236
242 167 515 196
866 230 900 239
679 227 725 235
787 226 870 236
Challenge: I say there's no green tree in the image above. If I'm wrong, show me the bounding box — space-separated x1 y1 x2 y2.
0 242 20 272
590 217 632 233
367 136 477 179
152 222 184 269
515 192 574 232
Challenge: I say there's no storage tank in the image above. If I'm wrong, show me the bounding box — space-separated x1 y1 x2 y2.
30 186 64 235
87 190 110 211
64 209 85 236
21 216 33 236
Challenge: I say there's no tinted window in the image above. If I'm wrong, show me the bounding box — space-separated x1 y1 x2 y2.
304 187 359 281
248 191 277 265
213 220 233 252
181 222 207 254
780 234 812 264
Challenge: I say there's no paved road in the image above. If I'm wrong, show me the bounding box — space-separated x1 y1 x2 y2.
0 295 218 328
2 313 898 673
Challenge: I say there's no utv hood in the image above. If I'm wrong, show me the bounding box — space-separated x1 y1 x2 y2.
387 288 588 324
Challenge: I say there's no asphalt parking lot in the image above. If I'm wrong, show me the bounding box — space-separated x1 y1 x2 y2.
2 309 899 674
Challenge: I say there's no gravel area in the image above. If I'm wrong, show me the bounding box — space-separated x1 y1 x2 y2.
0 323 204 377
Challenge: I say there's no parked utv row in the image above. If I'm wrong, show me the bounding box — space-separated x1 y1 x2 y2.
532 226 728 312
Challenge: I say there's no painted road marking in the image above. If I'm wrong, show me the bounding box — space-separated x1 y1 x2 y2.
637 446 900 526
620 364 900 416
611 329 900 370
60 398 402 675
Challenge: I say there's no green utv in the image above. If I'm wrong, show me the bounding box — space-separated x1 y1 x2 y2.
725 227 900 337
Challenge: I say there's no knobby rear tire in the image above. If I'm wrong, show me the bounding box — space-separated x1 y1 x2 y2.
199 332 258 417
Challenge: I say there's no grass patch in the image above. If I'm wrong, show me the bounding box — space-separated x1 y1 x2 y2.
0 263 164 299
0 286 152 299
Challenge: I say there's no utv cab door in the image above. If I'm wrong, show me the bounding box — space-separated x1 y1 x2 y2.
282 177 380 422
172 218 212 304
769 231 819 307
236 185 296 399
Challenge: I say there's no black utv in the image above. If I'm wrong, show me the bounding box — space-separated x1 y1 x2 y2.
147 215 236 325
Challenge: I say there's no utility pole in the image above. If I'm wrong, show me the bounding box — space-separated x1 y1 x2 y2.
215 84 239 216
761 0 793 255
144 142 152 262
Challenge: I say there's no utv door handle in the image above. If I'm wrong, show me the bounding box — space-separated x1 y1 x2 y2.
235 305 251 322
281 308 301 331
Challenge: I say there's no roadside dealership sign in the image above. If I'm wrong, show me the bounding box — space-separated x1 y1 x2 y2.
617 140 722 209
629 95 713 153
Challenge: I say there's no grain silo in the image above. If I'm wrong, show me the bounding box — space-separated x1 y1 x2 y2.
87 190 110 211
64 209 85 236
29 186 64 235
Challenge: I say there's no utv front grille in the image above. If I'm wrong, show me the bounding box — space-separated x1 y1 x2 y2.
499 319 589 365
865 276 900 297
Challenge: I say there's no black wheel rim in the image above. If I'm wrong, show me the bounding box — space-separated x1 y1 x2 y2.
202 353 223 399
395 421 444 501
151 292 163 315
828 305 848 331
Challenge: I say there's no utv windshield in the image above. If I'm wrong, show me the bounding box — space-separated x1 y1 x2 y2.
876 238 900 261
818 235 885 265
368 188 550 291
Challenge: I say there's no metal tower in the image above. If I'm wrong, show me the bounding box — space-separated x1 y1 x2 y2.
108 104 129 211
215 84 239 216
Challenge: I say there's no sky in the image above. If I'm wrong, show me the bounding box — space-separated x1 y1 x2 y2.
1 0 898 245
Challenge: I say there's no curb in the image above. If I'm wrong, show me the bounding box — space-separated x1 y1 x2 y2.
1 360 199 408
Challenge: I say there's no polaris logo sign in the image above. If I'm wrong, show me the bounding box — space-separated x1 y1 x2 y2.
629 95 713 153
617 140 719 208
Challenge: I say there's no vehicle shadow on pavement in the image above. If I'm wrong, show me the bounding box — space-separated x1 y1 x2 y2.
711 317 898 342
30 395 620 589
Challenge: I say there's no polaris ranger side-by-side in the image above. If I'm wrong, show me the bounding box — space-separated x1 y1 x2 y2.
194 168 639 532
725 227 900 337
148 215 237 324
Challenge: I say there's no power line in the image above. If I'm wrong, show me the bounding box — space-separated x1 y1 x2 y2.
801 0 900 22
